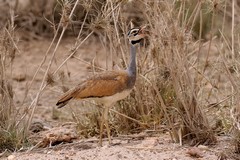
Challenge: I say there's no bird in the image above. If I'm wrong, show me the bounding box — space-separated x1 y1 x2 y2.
56 26 146 146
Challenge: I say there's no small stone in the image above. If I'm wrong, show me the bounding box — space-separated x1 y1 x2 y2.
198 145 208 150
186 147 203 158
141 137 159 148
7 155 16 160
13 74 26 82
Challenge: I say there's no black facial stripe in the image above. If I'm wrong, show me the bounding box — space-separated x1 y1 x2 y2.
131 38 142 45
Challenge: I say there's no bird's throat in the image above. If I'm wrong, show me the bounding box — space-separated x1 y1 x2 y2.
131 39 142 45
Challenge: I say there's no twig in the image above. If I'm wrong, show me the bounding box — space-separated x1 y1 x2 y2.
231 0 235 59
85 100 149 127
53 31 94 75
125 146 163 151
73 55 106 71
4 28 20 54
0 149 8 157
110 108 150 127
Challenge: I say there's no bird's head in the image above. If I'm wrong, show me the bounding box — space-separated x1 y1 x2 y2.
127 26 146 45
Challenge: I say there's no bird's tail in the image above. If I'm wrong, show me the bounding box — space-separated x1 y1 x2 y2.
56 91 74 108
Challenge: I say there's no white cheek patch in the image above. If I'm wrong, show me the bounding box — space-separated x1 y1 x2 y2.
129 35 143 42
131 35 141 41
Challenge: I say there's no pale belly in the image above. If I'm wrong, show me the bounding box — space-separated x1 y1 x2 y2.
93 89 132 107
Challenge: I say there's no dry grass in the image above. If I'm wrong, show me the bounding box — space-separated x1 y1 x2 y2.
1 0 240 155
0 11 26 152
109 0 218 145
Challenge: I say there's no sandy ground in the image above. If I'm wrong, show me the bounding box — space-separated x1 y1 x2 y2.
1 36 239 160
6 135 235 160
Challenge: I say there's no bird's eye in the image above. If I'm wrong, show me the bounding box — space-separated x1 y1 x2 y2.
131 30 138 35
127 29 140 37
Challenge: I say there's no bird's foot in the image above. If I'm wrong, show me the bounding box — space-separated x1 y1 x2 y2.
98 139 121 147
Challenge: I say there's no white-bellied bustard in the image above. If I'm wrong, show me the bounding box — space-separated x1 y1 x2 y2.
56 26 146 146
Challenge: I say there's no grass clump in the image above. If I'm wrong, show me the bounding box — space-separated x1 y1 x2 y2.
109 0 217 145
0 23 26 151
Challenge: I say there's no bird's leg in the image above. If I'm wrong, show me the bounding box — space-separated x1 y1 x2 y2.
99 105 112 146
99 108 105 146
104 106 112 144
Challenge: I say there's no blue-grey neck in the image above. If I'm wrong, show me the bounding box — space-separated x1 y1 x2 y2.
125 44 137 89
127 44 137 77
127 44 137 89
126 38 143 89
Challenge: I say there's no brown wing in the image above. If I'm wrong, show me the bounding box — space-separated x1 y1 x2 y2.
56 70 129 108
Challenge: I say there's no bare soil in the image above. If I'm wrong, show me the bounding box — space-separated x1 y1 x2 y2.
1 36 239 160
6 135 235 160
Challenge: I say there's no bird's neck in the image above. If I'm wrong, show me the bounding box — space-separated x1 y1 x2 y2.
127 44 137 77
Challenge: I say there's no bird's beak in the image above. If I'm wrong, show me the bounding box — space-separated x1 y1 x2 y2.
139 26 147 35
137 26 148 40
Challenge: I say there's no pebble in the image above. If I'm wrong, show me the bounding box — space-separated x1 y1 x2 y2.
7 155 16 160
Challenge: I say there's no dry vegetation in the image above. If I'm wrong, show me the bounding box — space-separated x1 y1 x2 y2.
1 0 240 158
